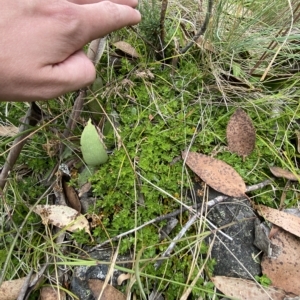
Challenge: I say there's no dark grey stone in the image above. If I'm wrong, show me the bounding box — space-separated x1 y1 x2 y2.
194 184 262 279
70 249 132 300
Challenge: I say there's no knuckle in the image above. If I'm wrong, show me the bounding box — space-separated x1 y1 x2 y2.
47 3 81 34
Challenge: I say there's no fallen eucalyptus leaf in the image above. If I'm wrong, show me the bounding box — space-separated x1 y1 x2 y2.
40 286 66 300
0 277 27 300
33 205 92 238
226 108 256 159
269 166 300 181
113 41 140 58
88 279 126 300
182 151 246 197
254 204 300 238
80 119 108 167
261 227 300 295
212 276 290 300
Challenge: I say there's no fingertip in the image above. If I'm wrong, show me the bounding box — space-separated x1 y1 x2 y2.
78 2 141 42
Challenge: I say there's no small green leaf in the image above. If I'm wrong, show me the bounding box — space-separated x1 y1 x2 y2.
80 119 108 166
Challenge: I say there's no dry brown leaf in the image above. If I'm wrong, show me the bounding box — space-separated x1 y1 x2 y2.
262 227 300 295
62 179 82 213
182 151 246 197
134 69 155 80
269 166 300 181
40 286 66 300
255 204 300 238
78 182 91 197
296 130 300 153
33 205 91 238
88 279 126 300
0 277 27 300
117 273 131 285
226 108 256 159
113 41 139 58
195 36 215 52
42 139 60 157
212 276 290 300
0 125 18 137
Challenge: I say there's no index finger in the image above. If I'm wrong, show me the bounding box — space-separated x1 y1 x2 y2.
69 0 138 6
75 1 141 45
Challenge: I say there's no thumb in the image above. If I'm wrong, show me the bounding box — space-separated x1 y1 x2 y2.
47 50 96 97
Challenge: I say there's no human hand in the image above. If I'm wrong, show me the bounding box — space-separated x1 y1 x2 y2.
0 0 141 102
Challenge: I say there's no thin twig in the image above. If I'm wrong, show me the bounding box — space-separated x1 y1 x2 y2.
17 270 33 300
179 0 213 54
88 179 272 252
0 102 42 190
61 89 86 142
159 0 168 51
154 179 272 269
60 38 105 155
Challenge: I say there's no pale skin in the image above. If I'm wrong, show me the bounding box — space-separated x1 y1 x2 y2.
0 0 141 102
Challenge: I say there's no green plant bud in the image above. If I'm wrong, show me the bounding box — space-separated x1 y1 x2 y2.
80 119 108 166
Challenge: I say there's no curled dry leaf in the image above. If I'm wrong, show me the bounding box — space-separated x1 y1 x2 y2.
88 279 126 300
182 151 246 197
113 41 140 58
296 130 300 153
62 179 82 213
226 108 256 159
117 273 131 285
211 276 290 300
33 205 92 238
262 227 300 295
269 166 300 181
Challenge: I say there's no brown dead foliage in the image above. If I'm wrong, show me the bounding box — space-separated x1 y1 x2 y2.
212 276 293 300
269 166 300 181
182 151 246 197
262 227 300 295
88 279 126 300
226 108 256 159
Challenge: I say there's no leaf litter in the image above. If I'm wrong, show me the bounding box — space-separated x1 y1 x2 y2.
39 286 66 300
226 108 256 159
88 279 126 300
254 204 300 238
253 205 300 295
113 41 140 58
0 277 29 300
261 227 300 295
33 205 92 239
269 166 300 181
211 276 294 300
182 151 247 197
